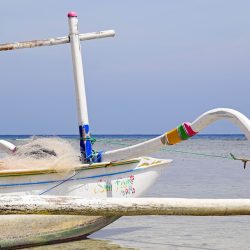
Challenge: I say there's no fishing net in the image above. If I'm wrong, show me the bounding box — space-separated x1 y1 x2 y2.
1 137 80 172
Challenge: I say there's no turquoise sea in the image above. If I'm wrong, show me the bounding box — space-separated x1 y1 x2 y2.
1 134 250 250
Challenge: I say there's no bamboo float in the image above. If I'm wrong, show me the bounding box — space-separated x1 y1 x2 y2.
0 30 115 51
1 196 250 216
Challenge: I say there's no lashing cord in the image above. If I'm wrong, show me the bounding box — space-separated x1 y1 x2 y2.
39 137 248 195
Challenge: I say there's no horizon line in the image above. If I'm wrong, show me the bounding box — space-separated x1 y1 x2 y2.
0 133 245 136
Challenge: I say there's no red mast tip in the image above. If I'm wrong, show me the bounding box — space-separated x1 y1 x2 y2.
67 11 77 18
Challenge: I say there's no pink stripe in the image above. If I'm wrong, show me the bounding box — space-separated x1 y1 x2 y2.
183 122 197 137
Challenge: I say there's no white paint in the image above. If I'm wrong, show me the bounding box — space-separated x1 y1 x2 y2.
79 30 115 41
68 15 89 126
0 157 170 198
0 30 115 51
190 108 250 139
102 136 163 162
0 156 169 246
103 108 250 162
0 140 16 153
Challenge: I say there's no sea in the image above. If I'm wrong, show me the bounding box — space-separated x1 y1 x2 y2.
1 134 250 250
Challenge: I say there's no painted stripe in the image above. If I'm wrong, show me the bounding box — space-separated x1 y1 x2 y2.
0 167 145 188
79 125 85 159
177 124 189 140
83 124 92 160
85 139 92 160
183 122 197 137
0 159 139 178
165 128 182 145
164 122 198 145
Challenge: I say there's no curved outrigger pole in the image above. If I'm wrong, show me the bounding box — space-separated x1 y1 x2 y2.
102 108 250 162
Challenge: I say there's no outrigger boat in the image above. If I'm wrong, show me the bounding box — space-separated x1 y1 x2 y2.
0 12 250 248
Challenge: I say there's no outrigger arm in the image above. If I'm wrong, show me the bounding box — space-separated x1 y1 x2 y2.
102 108 250 162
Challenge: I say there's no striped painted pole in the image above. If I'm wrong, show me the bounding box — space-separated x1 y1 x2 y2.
68 12 92 162
102 108 250 162
163 122 197 145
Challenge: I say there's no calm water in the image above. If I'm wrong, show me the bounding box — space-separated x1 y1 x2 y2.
1 134 250 250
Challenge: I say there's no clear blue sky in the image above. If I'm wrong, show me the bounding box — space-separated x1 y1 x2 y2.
0 1 249 135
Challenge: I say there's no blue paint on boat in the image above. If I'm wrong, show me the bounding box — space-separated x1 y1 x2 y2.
0 167 142 188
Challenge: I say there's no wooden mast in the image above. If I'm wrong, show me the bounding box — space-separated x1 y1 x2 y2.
68 12 92 162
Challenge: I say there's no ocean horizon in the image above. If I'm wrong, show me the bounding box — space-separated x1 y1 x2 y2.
0 134 247 139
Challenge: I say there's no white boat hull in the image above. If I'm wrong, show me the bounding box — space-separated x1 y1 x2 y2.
0 157 170 197
0 157 171 248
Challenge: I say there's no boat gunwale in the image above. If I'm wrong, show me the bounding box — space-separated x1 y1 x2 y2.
0 157 172 178
0 159 141 177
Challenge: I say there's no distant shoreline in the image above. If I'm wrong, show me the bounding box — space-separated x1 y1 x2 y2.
0 134 246 140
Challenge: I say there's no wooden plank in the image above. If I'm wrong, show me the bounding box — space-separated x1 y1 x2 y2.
1 196 250 216
0 30 115 51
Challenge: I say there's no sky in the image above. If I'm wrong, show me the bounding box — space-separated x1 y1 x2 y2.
0 1 249 135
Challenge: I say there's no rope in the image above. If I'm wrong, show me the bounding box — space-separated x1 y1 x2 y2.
40 135 98 195
39 137 241 195
39 170 82 195
93 138 235 161
161 149 233 160
80 137 96 143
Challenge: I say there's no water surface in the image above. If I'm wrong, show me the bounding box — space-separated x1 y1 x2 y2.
1 135 250 249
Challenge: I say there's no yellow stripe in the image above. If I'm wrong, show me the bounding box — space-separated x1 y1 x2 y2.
166 128 182 145
0 159 139 177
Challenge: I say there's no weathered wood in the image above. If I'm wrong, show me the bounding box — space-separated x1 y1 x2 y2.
0 30 115 51
1 195 250 216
